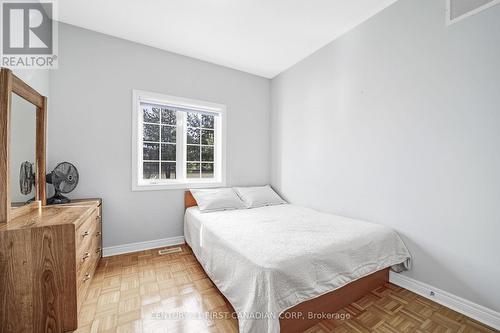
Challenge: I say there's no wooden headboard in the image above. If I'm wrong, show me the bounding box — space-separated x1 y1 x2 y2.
185 191 197 209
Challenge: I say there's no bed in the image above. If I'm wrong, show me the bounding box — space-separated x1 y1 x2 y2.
183 191 411 333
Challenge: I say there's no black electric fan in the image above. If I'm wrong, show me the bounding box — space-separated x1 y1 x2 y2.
46 162 79 205
19 161 35 196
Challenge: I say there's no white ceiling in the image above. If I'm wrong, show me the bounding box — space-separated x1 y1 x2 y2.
59 0 398 78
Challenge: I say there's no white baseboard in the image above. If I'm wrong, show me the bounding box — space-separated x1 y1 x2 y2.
103 236 185 257
390 272 500 330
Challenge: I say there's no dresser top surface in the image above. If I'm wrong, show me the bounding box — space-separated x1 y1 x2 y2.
1 199 101 231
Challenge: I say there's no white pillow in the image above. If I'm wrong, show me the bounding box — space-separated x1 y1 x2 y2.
233 185 286 208
190 188 246 212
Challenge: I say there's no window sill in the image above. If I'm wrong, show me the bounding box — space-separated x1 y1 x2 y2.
132 180 226 191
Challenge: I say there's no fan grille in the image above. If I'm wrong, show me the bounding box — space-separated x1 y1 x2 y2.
52 162 79 193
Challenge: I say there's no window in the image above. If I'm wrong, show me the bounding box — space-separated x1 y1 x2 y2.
132 90 226 190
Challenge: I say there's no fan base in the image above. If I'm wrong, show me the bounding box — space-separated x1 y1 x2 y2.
47 193 71 205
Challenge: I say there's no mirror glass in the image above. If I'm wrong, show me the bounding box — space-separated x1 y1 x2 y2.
10 93 37 207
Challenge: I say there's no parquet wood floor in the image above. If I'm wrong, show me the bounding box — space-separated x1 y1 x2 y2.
75 245 498 333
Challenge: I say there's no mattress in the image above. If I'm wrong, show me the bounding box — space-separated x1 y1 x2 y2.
184 204 411 333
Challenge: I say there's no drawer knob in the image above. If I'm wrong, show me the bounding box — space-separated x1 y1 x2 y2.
96 215 101 220
82 252 90 260
83 273 91 282
96 231 101 236
82 231 90 237
96 248 101 254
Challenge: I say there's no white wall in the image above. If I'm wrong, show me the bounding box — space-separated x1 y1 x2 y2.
12 69 50 97
50 24 270 248
271 0 500 312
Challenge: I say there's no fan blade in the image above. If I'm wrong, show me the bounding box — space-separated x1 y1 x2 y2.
52 162 79 194
53 169 67 180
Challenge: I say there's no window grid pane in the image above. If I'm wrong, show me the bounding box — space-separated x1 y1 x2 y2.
143 162 159 179
143 105 159 123
201 129 214 145
202 146 214 162
143 123 159 142
186 112 216 179
201 114 214 129
161 143 176 161
202 162 214 178
141 102 179 180
161 108 176 125
161 162 176 179
186 162 201 179
161 125 176 143
143 143 159 160
187 128 200 144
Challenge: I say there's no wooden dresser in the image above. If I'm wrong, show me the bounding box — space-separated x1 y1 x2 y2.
0 199 102 333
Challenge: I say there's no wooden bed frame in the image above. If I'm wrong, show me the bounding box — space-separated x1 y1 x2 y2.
184 191 389 333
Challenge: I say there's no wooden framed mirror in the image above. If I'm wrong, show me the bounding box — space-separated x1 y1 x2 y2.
0 67 47 224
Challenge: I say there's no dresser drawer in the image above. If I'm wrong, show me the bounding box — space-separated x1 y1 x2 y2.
76 262 94 312
76 223 101 275
76 209 99 258
76 238 100 311
76 206 99 233
92 222 102 262
76 206 102 312
76 231 97 273
76 248 101 312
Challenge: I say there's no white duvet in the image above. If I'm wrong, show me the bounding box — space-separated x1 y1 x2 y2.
184 204 411 333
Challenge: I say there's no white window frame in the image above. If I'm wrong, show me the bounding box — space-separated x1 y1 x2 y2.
132 90 227 191
446 0 500 26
